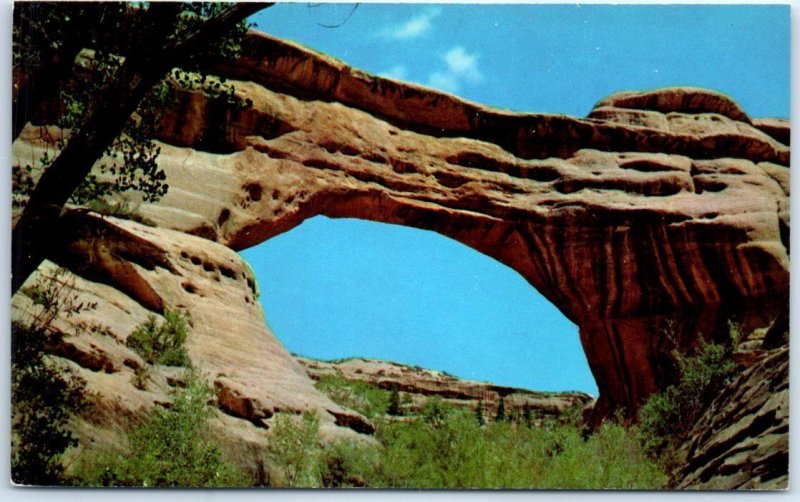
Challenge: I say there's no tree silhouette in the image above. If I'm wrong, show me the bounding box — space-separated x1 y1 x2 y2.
12 2 273 294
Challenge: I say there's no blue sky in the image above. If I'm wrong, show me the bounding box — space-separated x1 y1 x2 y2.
241 4 789 395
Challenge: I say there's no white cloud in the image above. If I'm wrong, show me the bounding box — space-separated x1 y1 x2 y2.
382 8 441 40
379 65 409 82
426 46 483 94
443 47 483 84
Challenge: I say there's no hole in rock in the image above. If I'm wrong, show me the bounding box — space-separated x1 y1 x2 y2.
240 216 598 396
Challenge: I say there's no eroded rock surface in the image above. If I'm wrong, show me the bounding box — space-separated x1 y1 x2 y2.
299 357 593 422
11 215 373 476
12 30 789 464
677 347 788 490
103 32 788 419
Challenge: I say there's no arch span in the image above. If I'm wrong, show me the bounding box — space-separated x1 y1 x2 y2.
241 216 598 396
136 35 788 420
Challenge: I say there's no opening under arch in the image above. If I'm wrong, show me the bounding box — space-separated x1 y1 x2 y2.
240 216 597 396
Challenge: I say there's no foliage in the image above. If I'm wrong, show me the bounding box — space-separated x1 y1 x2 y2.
266 412 324 488
309 378 666 489
84 374 248 487
638 339 737 471
131 365 151 391
126 309 191 367
85 197 156 225
319 439 382 488
12 2 255 209
314 374 392 420
365 403 664 489
387 385 402 416
11 269 89 486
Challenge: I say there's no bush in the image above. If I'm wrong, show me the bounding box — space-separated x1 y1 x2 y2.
266 412 323 488
314 375 391 420
126 309 190 367
304 372 668 489
84 374 248 487
638 339 737 470
367 403 665 489
12 269 88 486
319 440 381 488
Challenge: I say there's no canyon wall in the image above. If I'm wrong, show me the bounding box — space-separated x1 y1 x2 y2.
13 31 789 433
152 32 789 419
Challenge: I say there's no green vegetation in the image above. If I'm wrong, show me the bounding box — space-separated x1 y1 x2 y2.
296 374 668 489
315 374 393 421
126 309 190 367
12 269 88 486
639 338 737 474
373 407 664 489
81 374 247 487
388 385 402 416
266 412 324 487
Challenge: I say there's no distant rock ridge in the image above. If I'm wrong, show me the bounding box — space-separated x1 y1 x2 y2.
12 28 789 479
298 356 593 421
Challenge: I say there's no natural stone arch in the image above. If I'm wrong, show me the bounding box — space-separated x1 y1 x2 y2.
124 34 789 421
26 33 786 423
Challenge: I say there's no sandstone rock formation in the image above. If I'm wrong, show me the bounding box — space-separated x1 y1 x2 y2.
298 357 592 422
677 347 788 490
12 29 789 479
136 32 788 420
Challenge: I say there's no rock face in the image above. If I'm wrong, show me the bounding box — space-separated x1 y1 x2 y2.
11 215 374 478
12 29 789 475
128 32 787 419
299 357 593 422
677 347 788 490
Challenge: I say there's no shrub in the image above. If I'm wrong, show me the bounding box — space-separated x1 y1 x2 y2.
266 412 323 488
310 371 666 489
126 309 190 367
85 198 155 226
387 386 402 416
84 374 248 487
639 339 737 470
11 269 88 486
319 439 381 488
131 364 151 391
314 375 391 420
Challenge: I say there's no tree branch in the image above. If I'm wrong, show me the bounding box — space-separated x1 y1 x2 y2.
12 2 273 294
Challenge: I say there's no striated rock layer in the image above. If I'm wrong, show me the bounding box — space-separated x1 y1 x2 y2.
13 31 789 435
142 32 787 419
298 357 593 422
677 347 788 490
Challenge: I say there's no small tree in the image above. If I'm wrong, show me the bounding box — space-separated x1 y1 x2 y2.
388 386 402 416
12 268 89 486
494 397 506 423
126 309 191 367
90 374 247 487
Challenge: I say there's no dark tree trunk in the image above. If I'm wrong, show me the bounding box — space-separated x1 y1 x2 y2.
12 3 271 294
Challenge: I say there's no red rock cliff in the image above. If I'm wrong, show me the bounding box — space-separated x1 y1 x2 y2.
14 31 790 424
